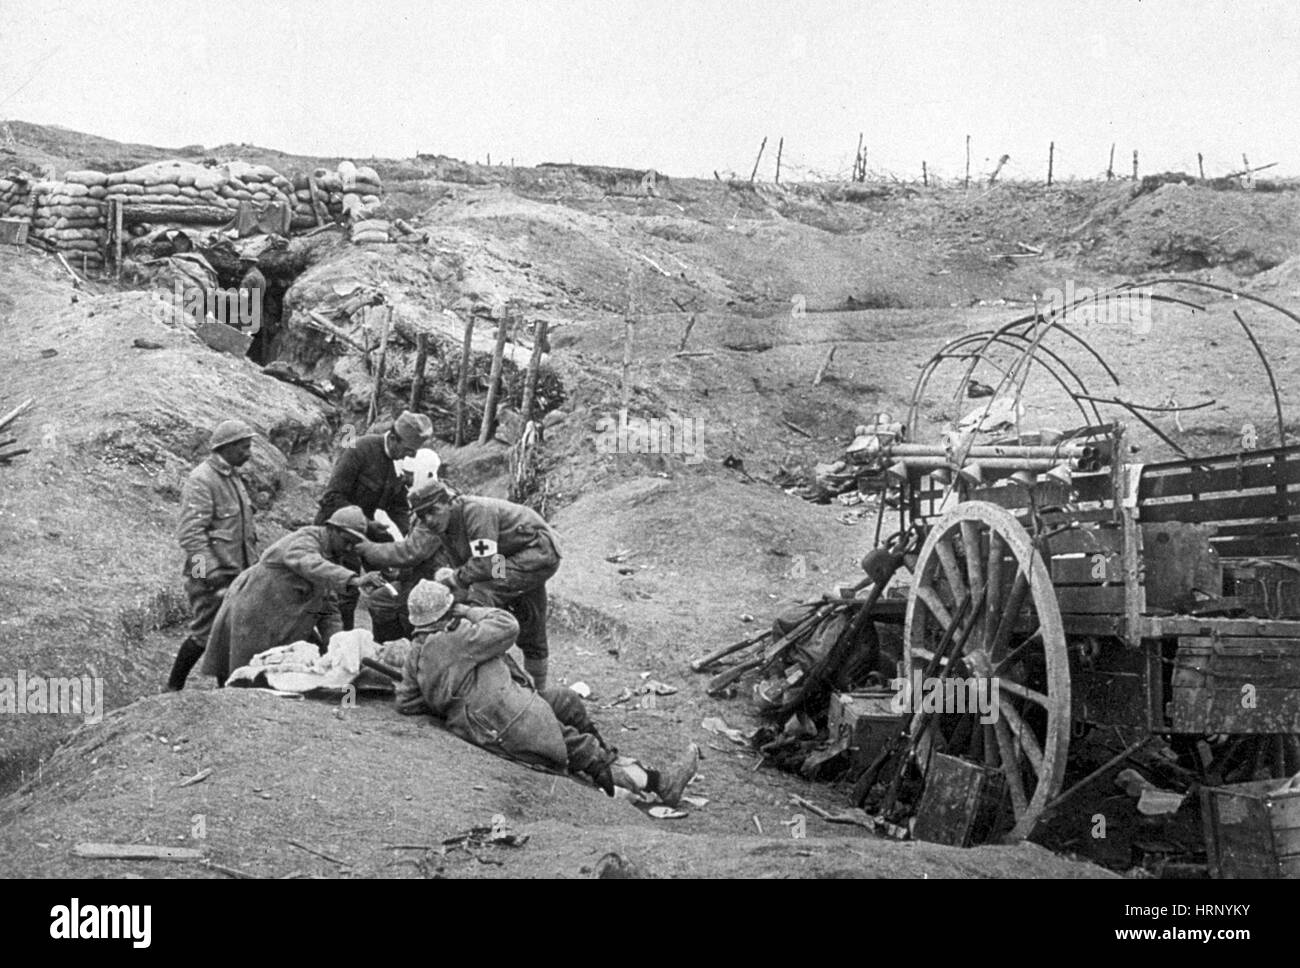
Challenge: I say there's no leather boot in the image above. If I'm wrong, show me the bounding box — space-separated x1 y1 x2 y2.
649 743 700 807
167 640 205 692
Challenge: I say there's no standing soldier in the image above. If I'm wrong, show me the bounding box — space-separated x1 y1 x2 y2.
236 254 268 358
315 410 434 630
167 419 258 691
357 479 561 690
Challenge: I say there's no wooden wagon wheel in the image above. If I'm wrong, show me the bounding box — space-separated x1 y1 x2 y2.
902 501 1071 841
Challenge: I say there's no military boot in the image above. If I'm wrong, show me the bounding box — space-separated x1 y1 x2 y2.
166 640 206 692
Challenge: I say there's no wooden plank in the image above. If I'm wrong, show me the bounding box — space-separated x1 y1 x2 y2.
73 843 204 862
1171 636 1300 732
1050 554 1122 584
1144 615 1300 638
1145 443 1300 475
1063 613 1128 637
1055 584 1128 614
1043 525 1124 557
1140 491 1300 525
1141 457 1300 500
1214 534 1300 559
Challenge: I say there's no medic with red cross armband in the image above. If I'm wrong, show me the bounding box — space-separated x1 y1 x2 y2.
356 479 562 690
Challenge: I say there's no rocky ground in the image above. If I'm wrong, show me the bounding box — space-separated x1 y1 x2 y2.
2 122 1299 878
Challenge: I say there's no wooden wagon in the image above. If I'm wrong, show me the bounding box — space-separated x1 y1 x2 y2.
853 279 1300 846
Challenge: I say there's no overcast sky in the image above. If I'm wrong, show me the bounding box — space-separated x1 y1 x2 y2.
2 0 1297 181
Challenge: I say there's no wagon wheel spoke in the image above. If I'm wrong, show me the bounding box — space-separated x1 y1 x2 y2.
998 699 1045 776
916 586 953 631
992 716 1029 816
960 521 985 610
992 627 1044 675
984 531 1006 653
989 571 1029 662
997 676 1050 710
934 536 968 609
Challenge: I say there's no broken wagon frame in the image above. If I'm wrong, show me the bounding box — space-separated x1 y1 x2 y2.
855 278 1300 843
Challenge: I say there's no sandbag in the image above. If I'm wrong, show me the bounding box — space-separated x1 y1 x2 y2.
64 170 108 187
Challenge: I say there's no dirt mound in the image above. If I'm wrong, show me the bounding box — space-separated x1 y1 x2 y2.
0 690 1109 879
1091 181 1300 274
0 249 331 787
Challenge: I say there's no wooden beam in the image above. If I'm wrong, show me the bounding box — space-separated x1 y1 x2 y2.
367 306 392 427
749 136 768 183
73 843 203 862
454 315 474 446
478 310 510 444
519 320 548 423
408 332 429 411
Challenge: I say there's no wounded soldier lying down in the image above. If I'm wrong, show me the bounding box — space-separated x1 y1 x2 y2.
396 579 698 804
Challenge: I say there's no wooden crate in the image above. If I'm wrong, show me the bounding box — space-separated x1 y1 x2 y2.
1201 779 1300 878
1169 636 1300 733
0 217 28 245
912 752 1008 847
827 690 899 773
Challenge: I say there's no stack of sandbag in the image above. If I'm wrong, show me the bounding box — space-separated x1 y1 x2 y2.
102 161 294 225
217 161 295 209
289 161 384 229
104 161 229 223
0 174 35 220
28 174 108 264
350 219 391 244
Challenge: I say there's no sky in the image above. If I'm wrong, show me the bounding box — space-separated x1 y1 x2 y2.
2 0 1298 181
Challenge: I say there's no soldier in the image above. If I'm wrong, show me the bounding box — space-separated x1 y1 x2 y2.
200 506 388 685
167 419 258 691
397 580 698 803
315 410 434 630
357 479 560 689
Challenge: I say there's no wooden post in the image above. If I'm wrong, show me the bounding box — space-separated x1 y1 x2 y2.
922 161 928 187
855 133 864 181
964 135 971 189
678 313 696 352
408 332 429 411
774 136 783 184
1107 143 1115 180
621 271 635 407
113 199 123 280
519 320 549 423
749 136 767 183
1198 152 1205 180
1242 153 1253 189
478 309 510 445
307 174 328 226
454 315 474 446
367 307 392 427
988 153 1009 186
1132 149 1138 181
1047 141 1054 186
812 345 837 386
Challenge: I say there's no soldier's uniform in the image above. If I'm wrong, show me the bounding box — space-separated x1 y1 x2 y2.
395 583 697 804
168 421 258 690
358 482 561 689
314 411 432 632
